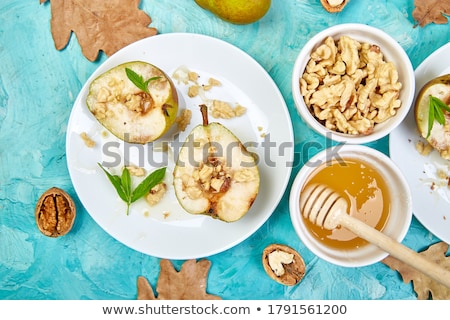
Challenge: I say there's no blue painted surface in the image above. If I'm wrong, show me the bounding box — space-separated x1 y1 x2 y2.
0 0 449 299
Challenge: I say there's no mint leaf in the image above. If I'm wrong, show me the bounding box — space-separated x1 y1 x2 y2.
125 67 160 94
98 163 128 202
121 167 132 199
98 163 166 215
431 96 450 113
131 167 166 203
427 96 450 138
125 68 148 93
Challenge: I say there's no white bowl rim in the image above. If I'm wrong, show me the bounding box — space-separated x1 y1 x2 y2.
291 23 415 144
289 144 413 267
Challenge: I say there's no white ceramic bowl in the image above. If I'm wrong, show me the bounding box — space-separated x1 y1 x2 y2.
292 23 415 144
289 145 412 267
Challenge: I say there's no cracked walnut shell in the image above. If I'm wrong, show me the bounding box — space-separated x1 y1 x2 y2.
262 244 306 286
35 187 76 237
320 0 349 13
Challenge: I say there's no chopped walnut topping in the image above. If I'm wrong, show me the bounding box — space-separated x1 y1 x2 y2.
203 78 222 91
234 105 247 117
182 157 232 199
175 109 192 131
80 132 96 148
188 71 199 82
188 85 200 98
234 169 258 182
415 140 434 156
210 100 247 119
93 102 107 119
211 100 234 119
437 169 448 180
97 87 110 102
94 77 156 115
145 183 167 206
127 166 146 177
208 78 222 87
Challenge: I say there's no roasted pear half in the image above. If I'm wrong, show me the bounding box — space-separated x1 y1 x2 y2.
173 105 260 222
86 61 178 144
415 74 450 159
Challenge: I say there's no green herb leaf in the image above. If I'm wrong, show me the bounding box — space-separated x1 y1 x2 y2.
125 68 161 94
427 96 450 138
98 163 128 202
125 68 148 93
121 167 132 199
431 96 450 113
131 167 166 203
98 163 166 215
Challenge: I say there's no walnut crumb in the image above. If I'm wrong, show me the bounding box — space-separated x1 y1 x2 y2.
127 165 146 177
80 132 95 148
415 140 434 156
145 183 167 206
211 100 247 119
188 71 199 82
175 109 192 131
188 85 200 98
208 78 222 87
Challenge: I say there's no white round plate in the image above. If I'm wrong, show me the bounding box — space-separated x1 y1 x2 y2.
66 33 294 259
389 42 450 243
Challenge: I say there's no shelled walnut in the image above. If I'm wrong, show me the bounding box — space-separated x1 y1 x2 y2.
35 187 76 237
262 244 306 286
320 0 349 13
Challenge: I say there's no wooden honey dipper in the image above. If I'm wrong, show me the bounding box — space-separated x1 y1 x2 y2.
300 183 450 289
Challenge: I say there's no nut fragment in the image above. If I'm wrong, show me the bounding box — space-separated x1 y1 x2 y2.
320 0 349 12
35 187 76 237
262 244 306 286
145 183 167 206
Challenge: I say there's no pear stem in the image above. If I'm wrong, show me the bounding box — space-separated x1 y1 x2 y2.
200 104 209 126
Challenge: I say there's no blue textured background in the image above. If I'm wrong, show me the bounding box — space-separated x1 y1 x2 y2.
1 0 449 299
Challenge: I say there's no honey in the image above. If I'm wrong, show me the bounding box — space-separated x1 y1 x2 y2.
301 158 391 250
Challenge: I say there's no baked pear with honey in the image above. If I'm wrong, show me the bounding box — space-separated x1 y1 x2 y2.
415 74 450 159
173 105 260 222
86 61 178 144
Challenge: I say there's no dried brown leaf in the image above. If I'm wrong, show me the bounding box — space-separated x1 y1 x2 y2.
40 0 158 61
137 259 222 300
382 242 450 299
412 0 450 27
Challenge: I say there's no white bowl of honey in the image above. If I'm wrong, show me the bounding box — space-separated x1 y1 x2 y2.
289 144 412 267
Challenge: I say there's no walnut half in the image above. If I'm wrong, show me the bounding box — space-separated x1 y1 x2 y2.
262 244 306 286
320 0 349 13
35 187 76 237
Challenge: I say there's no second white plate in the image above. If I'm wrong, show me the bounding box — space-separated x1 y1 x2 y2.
66 33 294 259
389 42 450 244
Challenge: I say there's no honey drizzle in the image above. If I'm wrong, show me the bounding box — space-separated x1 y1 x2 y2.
301 158 391 250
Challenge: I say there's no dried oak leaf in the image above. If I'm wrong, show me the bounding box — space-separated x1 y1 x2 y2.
412 0 450 27
382 242 450 299
40 0 158 61
137 259 222 300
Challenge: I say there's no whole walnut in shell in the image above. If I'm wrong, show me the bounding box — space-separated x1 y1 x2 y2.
35 187 76 237
262 244 306 286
